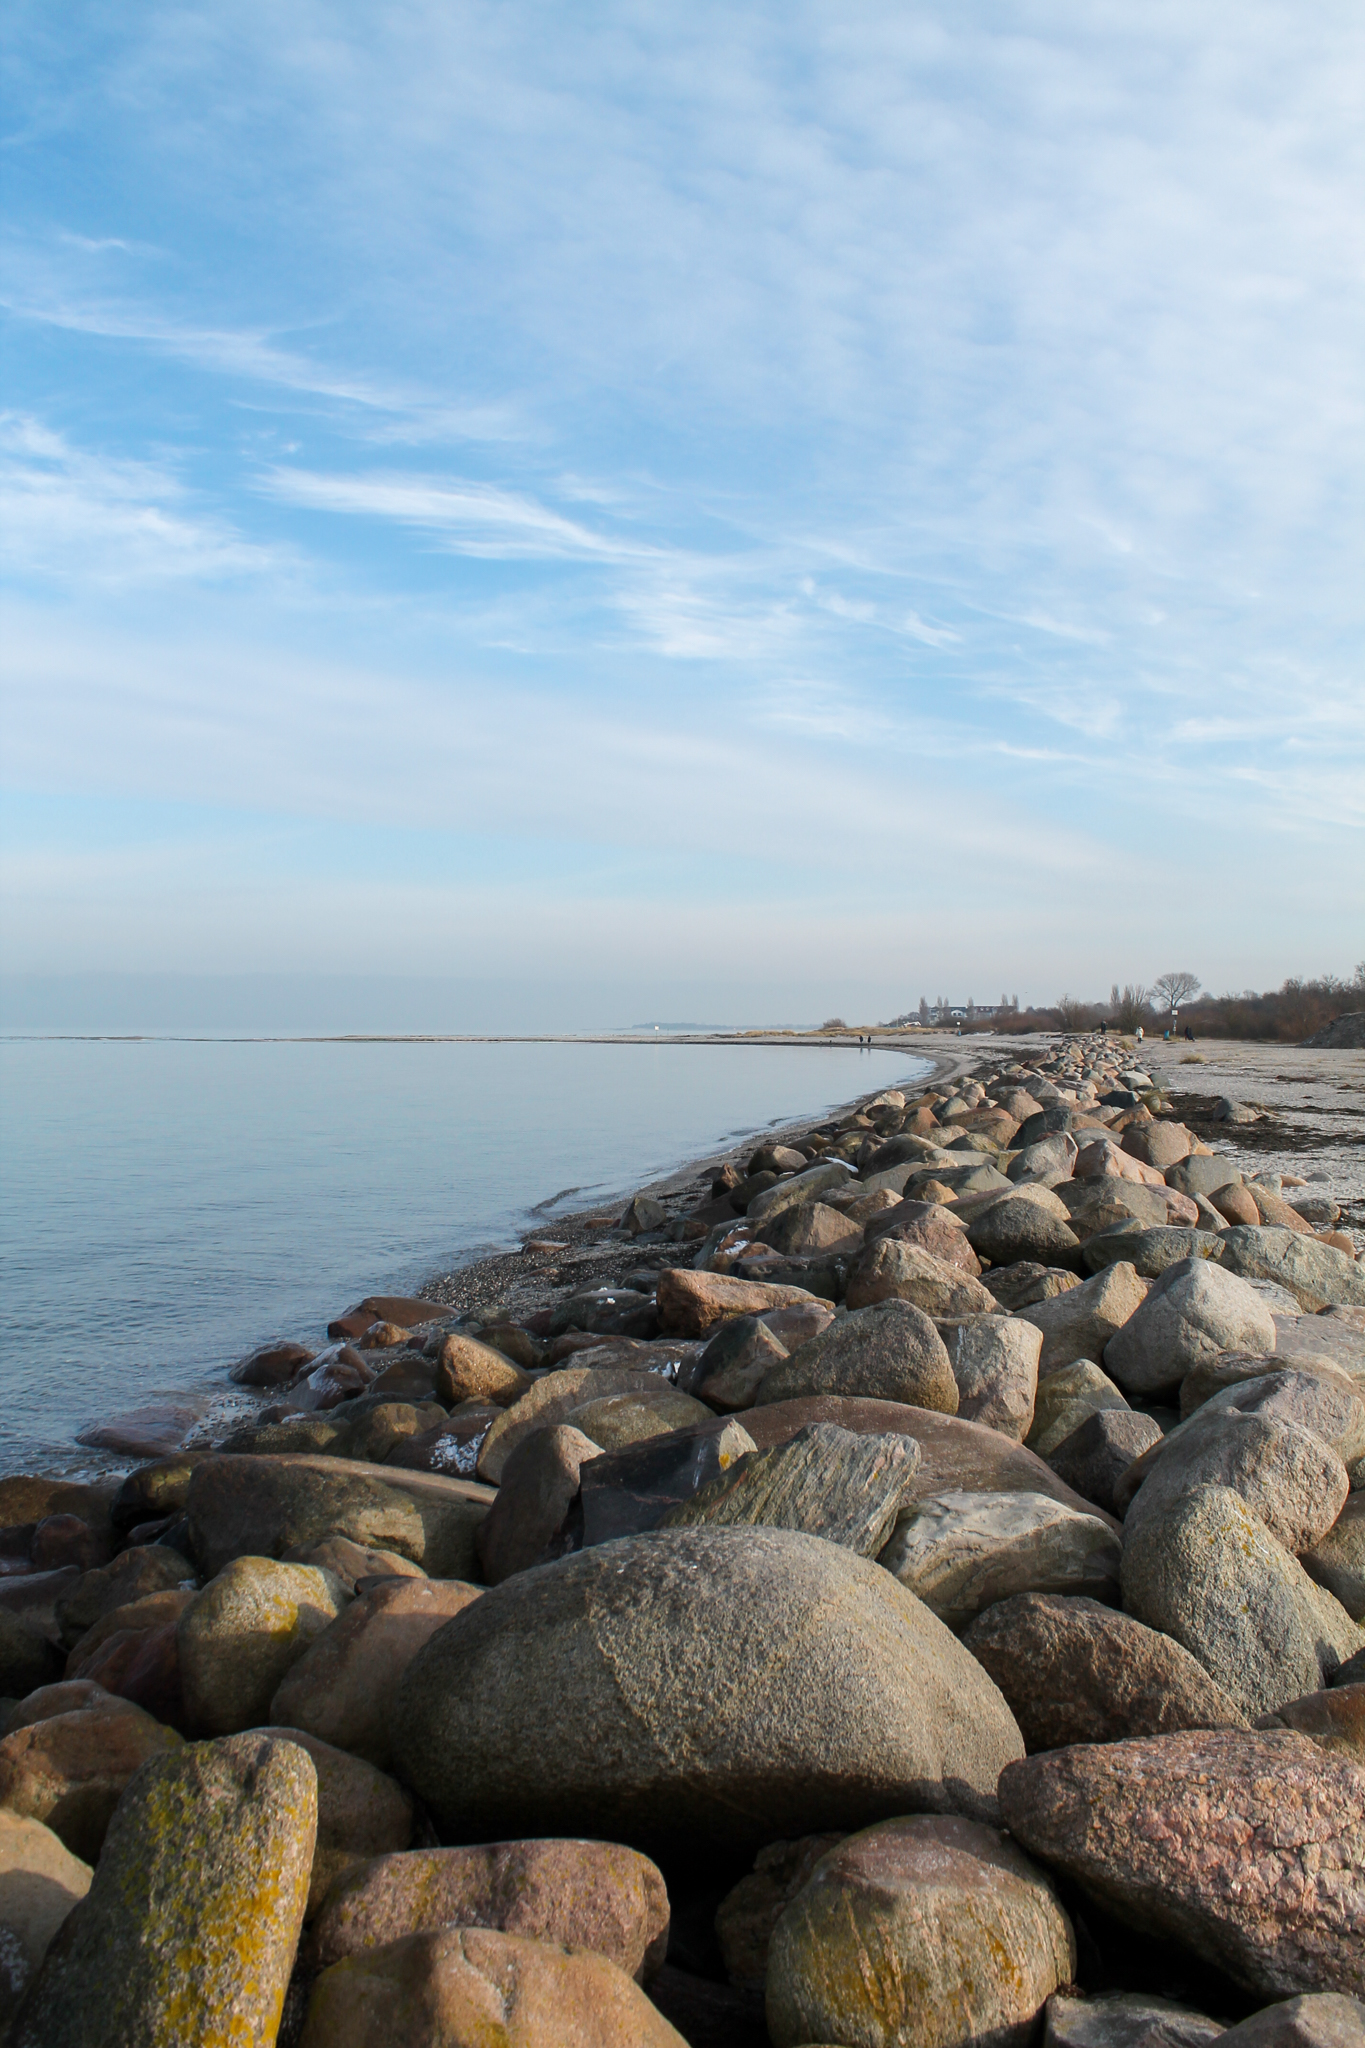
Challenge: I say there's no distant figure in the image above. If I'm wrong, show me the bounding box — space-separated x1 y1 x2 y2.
1185 1025 1195 1042
1099 1019 1107 1036
1136 1024 1144 1041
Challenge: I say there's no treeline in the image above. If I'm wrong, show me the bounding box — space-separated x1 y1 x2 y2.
986 966 1365 1043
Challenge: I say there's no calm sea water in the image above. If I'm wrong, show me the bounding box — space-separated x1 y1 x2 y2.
0 1037 927 1477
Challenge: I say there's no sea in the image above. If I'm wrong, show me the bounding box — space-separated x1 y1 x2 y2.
0 1036 929 1478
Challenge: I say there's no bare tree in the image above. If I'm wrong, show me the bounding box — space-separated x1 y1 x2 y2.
1152 971 1201 1025
1055 994 1091 1029
918 996 930 1025
1112 984 1152 1033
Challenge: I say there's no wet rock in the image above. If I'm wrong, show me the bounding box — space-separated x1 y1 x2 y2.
434 1332 532 1407
962 1592 1246 1751
74 1400 207 1459
0 1811 91 2034
1043 1991 1226 2048
1019 1263 1151 1374
766 1815 1075 2048
939 1316 1042 1441
393 1526 1024 1862
1027 1361 1130 1459
0 1698 182 1862
755 1300 959 1413
270 1576 482 1771
297 1925 685 2048
386 1401 500 1475
177 1556 348 1737
230 1338 316 1387
715 1835 845 1989
659 1423 919 1554
1258 1685 1365 1763
1047 1408 1164 1515
1304 1498 1365 1622
656 1269 820 1338
999 1728 1365 1999
879 1488 1122 1627
578 1421 757 1548
12 1731 316 2048
307 1837 669 1980
1106 1261 1278 1397
1213 1995 1365 2048
1121 1487 1363 1717
1219 1230 1365 1312
846 1238 998 1318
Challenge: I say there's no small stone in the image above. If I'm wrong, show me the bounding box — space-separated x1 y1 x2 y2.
564 1386 714 1452
962 1592 1246 1751
984 1263 1081 1312
12 1731 316 2048
229 1339 316 1388
766 1815 1075 2048
967 1188 1085 1269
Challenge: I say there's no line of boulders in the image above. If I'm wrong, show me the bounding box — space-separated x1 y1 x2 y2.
0 1038 1362 2044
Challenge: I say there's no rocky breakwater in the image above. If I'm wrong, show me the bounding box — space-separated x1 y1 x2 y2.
0 1041 1364 2044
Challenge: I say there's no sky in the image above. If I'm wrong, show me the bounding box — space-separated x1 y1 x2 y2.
2 1 1362 1029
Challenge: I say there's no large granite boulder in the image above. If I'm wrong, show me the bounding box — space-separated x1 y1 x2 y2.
1018 1264 1150 1374
939 1316 1042 1442
186 1454 490 1579
754 1300 959 1412
0 1698 182 1863
1218 1230 1365 1312
999 1729 1365 1999
766 1816 1075 2048
845 1238 998 1318
1105 1259 1278 1397
391 1526 1024 1862
962 1593 1246 1752
879 1489 1122 1628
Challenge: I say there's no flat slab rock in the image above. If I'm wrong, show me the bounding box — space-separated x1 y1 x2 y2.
998 1728 1365 2001
658 1423 921 1556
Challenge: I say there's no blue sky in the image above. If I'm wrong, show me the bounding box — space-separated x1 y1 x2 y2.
2 2 1362 1025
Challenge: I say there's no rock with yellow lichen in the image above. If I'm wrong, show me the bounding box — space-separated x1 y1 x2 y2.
10 1730 316 2048
177 1556 350 1737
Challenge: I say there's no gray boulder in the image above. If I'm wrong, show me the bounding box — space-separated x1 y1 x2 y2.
1105 1259 1277 1397
658 1423 920 1555
939 1316 1042 1441
1219 1228 1365 1312
1084 1226 1227 1278
392 1526 1025 1861
1047 1408 1164 1516
963 1593 1245 1752
1044 1992 1226 2048
878 1488 1122 1628
1214 1996 1365 2048
1019 1264 1150 1375
1303 1497 1365 1622
476 1423 603 1582
755 1300 959 1413
1121 1486 1363 1717
1027 1360 1130 1459
844 1238 998 1318
578 1419 757 1548
967 1189 1084 1269
1166 1156 1243 1201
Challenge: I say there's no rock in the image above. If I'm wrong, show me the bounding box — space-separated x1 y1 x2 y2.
659 1423 920 1554
1259 1686 1365 1764
478 1367 692 1483
715 1835 845 1989
288 1534 427 1593
186 1454 490 1579
307 1838 669 1980
0 1697 183 1862
623 1193 669 1233
270 1577 482 1771
845 1238 999 1319
1214 1995 1365 2048
939 1316 1042 1441
297 1925 686 2048
1007 1133 1080 1185
1335 1649 1365 1689
1045 1994 1226 2048
1047 1409 1164 1515
1019 1264 1150 1375
434 1333 532 1407
31 1516 112 1573
64 1586 194 1677
12 1731 316 2048
1304 1498 1365 1622
766 1815 1075 2048
0 1812 91 2034
74 1400 206 1459
1215 1098 1262 1123
393 1526 1024 1861
1123 1122 1195 1171
264 1726 413 1915
1167 1157 1243 1200
1105 1260 1278 1397
657 1269 819 1339
1122 1371 1362 1550
53 1544 193 1649
1218 1230 1365 1312
176 1556 348 1738
968 1190 1085 1270
1058 1180 1174 1240
1180 1351 1362 1422
387 1402 501 1475
476 1424 603 1581
578 1421 757 1548
864 1212 982 1279
759 1202 863 1258
1 1681 131 1735
230 1339 316 1387
688 1318 790 1410
1247 1187 1317 1234
1027 1361 1130 1459
746 1161 857 1226
1214 1185 1264 1226
985 1263 1082 1312
1084 1228 1227 1279
565 1385 715 1452
755 1300 959 1413
879 1488 1122 1627
999 1728 1365 1999
344 1402 445 1465
0 1612 62 1700
962 1593 1247 1751
1121 1487 1363 1717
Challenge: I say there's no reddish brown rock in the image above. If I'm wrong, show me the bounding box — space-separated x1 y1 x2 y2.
1259 1685 1365 1764
265 1727 414 1915
0 1699 183 1862
656 1268 818 1338
307 1838 669 1980
999 1729 1365 1998
434 1333 532 1407
230 1339 315 1387
477 1425 603 1583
